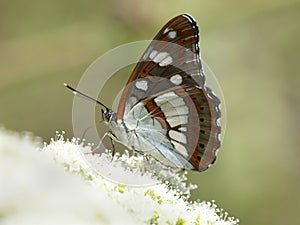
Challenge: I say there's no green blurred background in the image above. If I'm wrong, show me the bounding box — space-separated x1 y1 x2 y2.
0 0 299 224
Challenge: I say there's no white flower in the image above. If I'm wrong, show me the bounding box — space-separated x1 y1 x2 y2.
0 128 239 225
0 128 136 225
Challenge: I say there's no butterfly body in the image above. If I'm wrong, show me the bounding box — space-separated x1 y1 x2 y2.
104 100 196 169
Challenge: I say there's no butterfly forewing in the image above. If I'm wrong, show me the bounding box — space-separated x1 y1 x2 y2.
116 14 221 171
117 14 202 117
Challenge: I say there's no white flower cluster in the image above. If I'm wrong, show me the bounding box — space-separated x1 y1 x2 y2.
0 128 239 225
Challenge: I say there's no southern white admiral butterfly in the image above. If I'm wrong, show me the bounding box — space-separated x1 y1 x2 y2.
65 14 222 172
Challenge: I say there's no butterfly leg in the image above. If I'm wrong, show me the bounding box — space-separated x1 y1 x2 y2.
92 131 116 155
107 131 117 157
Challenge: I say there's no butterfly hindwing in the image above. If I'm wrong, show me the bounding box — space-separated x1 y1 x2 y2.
116 14 221 171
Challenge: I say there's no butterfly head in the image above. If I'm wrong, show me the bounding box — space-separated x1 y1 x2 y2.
101 108 114 123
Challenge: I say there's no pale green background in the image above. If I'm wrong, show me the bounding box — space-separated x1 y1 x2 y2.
0 0 299 224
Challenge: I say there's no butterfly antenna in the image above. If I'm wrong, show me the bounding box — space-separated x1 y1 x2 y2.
64 83 110 111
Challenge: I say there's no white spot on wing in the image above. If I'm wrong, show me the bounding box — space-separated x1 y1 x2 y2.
155 92 185 107
153 52 169 62
163 28 170 34
159 56 173 67
149 50 169 63
149 50 158 60
168 31 177 39
171 140 188 157
155 91 176 101
167 115 188 127
170 74 183 85
216 118 221 126
135 80 148 91
169 97 185 107
154 91 189 127
164 106 189 117
178 127 187 132
143 46 153 60
207 93 214 100
217 133 221 141
169 130 187 144
149 51 173 66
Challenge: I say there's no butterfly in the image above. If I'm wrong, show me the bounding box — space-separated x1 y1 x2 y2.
65 14 222 172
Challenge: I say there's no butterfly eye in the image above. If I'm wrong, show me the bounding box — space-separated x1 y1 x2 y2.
101 109 112 122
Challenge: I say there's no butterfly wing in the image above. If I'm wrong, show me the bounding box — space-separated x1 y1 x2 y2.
116 14 221 171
